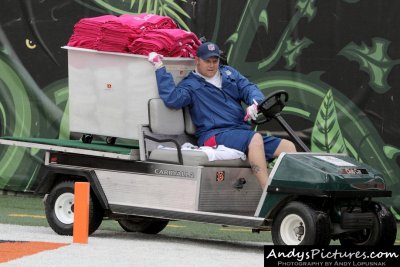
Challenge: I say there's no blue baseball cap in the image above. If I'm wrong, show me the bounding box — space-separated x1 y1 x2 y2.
196 42 220 60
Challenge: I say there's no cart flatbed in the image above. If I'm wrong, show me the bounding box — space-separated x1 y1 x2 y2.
0 137 139 160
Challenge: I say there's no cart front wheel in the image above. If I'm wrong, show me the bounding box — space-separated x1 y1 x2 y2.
272 201 331 245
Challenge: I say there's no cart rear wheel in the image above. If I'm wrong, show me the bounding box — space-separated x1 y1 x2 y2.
272 201 331 245
45 180 104 236
118 217 169 234
339 202 397 246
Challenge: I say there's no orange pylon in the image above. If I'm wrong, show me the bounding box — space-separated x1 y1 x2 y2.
73 182 90 244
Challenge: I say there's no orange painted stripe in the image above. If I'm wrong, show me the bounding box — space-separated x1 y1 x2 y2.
0 241 68 263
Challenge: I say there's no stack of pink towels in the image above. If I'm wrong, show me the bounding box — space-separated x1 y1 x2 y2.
120 14 178 40
67 15 117 49
97 14 178 53
68 14 199 57
129 29 201 57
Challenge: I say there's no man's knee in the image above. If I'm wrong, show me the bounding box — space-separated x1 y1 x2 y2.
273 139 296 157
249 133 264 148
283 139 296 152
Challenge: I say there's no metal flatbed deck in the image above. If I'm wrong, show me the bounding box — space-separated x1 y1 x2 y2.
0 137 139 160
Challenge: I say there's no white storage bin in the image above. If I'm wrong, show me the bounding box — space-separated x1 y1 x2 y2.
65 46 195 140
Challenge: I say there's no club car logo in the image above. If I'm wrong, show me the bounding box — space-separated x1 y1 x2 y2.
216 171 225 182
154 168 194 178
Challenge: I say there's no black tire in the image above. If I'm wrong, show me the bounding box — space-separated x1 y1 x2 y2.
106 137 116 145
45 180 104 236
272 201 331 245
118 217 169 234
81 134 93 144
339 202 397 246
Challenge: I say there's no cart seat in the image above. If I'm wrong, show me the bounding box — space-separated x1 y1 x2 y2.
146 98 250 167
149 148 249 167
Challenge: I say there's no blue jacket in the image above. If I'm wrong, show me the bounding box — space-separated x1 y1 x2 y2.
155 65 265 145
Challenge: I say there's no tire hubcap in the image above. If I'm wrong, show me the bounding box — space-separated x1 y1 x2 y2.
280 214 305 245
54 192 74 224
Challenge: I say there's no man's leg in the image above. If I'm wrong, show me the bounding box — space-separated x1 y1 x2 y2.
248 136 297 189
273 139 297 157
248 133 268 189
213 130 294 189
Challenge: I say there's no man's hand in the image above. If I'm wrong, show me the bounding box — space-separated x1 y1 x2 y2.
148 52 164 69
244 99 259 121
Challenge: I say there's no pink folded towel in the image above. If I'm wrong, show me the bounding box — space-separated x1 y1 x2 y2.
129 29 200 57
68 14 199 58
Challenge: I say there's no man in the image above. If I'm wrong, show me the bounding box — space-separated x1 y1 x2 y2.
148 42 296 189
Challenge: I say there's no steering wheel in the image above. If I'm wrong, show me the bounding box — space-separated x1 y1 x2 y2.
252 90 289 125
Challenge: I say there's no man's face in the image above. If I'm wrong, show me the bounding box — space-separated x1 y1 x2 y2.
196 57 219 78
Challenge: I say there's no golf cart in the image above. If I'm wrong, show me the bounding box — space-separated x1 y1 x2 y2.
0 46 396 245
1 89 393 246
